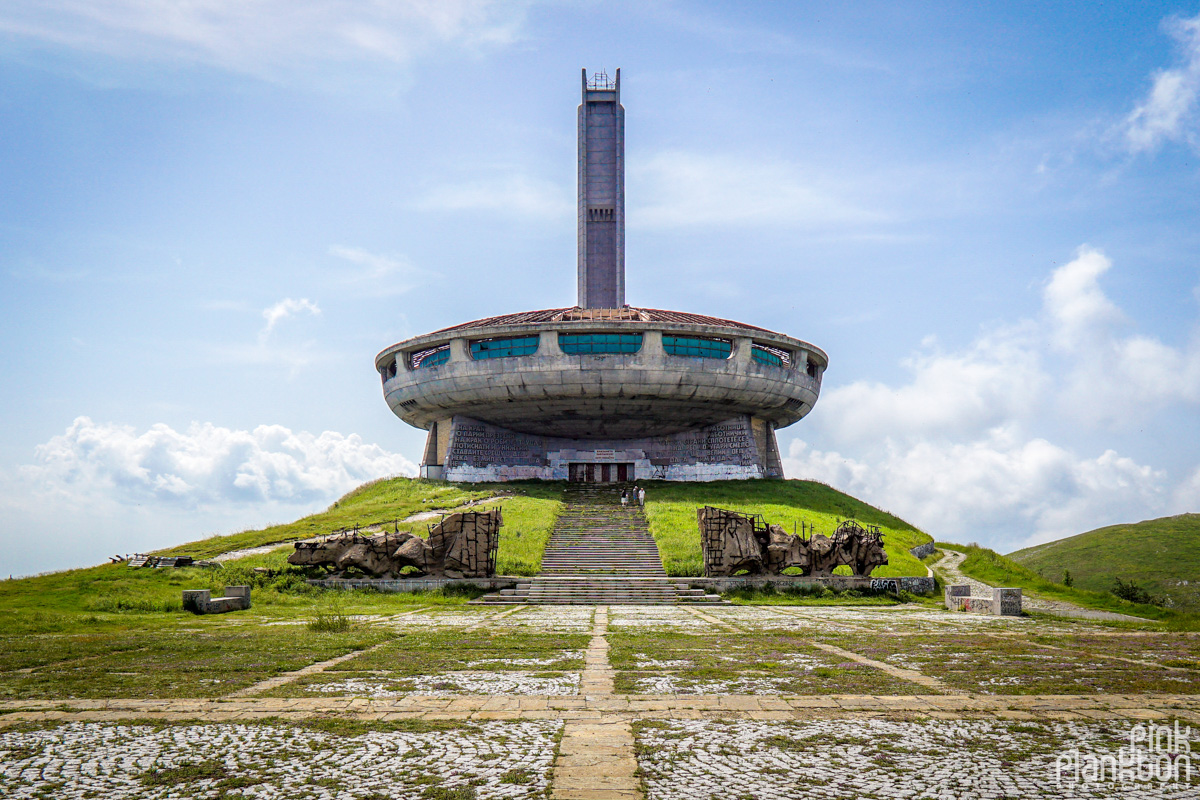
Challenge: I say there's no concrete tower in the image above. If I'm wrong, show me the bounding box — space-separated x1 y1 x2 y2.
577 68 625 309
377 69 827 484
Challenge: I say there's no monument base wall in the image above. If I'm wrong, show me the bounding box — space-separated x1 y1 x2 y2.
435 414 780 482
684 575 935 595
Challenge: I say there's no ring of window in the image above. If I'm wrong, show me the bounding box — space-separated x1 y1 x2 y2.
559 332 643 355
470 335 540 360
663 335 733 359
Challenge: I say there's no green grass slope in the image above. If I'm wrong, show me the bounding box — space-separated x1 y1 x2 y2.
0 476 938 651
1 477 930 631
156 476 931 579
936 542 1178 623
1007 514 1200 612
643 479 932 577
157 477 566 577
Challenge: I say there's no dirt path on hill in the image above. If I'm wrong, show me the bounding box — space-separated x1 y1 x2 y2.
932 549 1148 623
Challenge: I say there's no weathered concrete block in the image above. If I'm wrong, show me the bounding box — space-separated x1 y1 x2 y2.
993 587 1022 616
945 584 1020 616
944 584 970 609
225 585 252 608
181 589 210 613
182 586 251 614
961 596 994 614
909 542 936 560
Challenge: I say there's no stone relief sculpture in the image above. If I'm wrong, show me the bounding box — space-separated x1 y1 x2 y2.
832 519 889 577
699 507 765 576
289 508 502 579
698 507 888 578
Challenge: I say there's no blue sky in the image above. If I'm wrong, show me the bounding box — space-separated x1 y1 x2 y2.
2 1 1200 576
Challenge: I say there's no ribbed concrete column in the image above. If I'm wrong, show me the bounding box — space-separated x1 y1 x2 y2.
733 336 753 365
539 329 561 356
640 330 664 356
448 337 469 363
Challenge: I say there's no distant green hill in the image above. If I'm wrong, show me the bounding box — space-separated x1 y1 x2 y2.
1008 514 1200 612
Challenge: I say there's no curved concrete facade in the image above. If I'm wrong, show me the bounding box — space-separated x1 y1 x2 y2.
376 317 826 440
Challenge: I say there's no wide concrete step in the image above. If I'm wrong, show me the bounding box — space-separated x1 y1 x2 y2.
542 558 663 563
471 578 725 605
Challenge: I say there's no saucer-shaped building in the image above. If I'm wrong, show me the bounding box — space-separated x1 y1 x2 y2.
375 70 827 483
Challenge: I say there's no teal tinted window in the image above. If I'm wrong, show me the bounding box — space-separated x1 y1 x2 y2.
470 335 539 360
559 332 643 354
751 346 784 367
413 346 449 369
663 335 732 359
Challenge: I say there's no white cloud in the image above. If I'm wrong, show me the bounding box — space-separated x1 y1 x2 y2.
415 174 571 219
785 431 1164 551
785 245 1200 552
0 0 530 77
328 246 408 279
1044 247 1200 425
1043 245 1124 350
0 418 418 575
328 245 433 297
18 416 416 509
1121 12 1200 153
815 322 1045 446
261 297 320 338
631 151 879 229
1172 465 1200 513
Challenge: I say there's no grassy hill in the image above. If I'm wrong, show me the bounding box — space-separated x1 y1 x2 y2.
155 477 563 577
1008 513 1200 613
643 479 931 576
937 542 1183 625
157 479 926 578
160 476 932 578
0 477 932 632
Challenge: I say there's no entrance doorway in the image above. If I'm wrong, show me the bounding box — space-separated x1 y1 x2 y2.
568 463 633 483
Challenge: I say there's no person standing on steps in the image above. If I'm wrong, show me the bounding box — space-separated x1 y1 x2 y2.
637 486 645 507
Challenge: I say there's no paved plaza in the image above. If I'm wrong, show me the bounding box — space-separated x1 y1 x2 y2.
2 603 1199 798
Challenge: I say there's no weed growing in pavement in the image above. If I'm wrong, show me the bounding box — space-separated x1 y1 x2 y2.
308 612 353 633
139 759 231 786
421 786 476 800
499 768 534 784
308 596 353 633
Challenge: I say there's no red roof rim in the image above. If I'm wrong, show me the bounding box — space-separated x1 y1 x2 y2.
430 307 774 335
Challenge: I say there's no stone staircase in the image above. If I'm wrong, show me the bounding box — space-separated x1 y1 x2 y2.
474 486 723 605
540 486 666 577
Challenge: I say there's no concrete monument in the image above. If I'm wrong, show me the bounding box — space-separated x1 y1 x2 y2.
288 509 502 579
699 507 888 578
376 69 827 483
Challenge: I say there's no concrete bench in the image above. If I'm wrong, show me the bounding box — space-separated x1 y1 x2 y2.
182 586 251 614
945 584 1021 616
